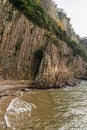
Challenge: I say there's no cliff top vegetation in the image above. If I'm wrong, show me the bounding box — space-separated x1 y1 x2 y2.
9 0 87 58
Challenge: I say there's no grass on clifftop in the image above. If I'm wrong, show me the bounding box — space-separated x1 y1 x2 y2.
9 0 87 59
9 0 68 40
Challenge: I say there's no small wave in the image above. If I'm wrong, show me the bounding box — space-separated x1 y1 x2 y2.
4 97 36 128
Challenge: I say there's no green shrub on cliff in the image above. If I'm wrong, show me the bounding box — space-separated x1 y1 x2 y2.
65 37 87 58
9 0 49 28
9 0 64 37
9 0 87 59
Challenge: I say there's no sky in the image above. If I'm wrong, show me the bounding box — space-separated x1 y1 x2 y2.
54 0 87 37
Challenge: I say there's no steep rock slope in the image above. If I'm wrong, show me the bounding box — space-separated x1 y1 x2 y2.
80 37 87 49
40 0 79 42
36 38 87 87
0 0 87 87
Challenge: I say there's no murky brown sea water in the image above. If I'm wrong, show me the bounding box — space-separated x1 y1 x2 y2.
0 80 87 130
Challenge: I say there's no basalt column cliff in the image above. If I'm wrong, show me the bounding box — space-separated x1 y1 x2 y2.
0 0 87 87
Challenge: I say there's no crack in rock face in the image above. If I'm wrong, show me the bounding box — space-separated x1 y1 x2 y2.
4 97 36 129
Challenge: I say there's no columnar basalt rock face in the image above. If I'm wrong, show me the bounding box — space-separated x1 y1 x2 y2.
0 0 87 87
40 0 58 21
36 40 73 87
0 0 45 79
40 0 80 42
58 11 79 42
36 39 87 87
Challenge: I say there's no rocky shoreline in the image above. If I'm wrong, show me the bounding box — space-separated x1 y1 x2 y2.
0 79 82 99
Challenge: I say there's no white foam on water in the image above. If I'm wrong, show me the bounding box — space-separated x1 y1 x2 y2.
4 97 36 128
4 114 11 128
